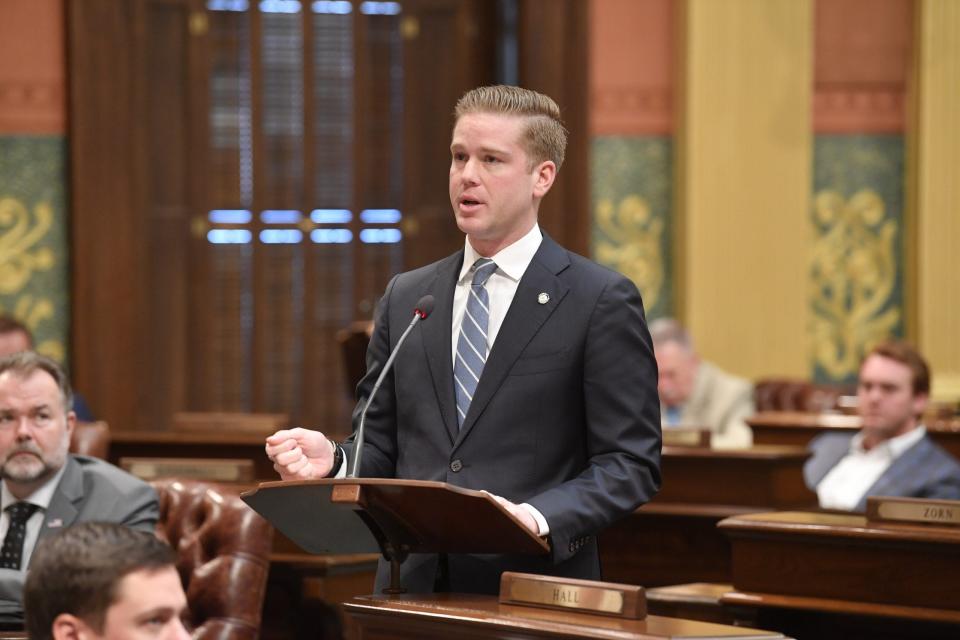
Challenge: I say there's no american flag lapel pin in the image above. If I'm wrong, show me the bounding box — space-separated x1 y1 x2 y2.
47 518 63 528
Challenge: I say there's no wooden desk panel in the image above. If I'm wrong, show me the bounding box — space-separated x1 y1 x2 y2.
343 593 789 639
720 511 960 612
110 429 277 479
656 445 817 508
718 511 960 638
600 447 818 588
749 411 960 460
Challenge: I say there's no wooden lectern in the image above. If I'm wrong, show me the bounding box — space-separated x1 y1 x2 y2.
241 478 550 592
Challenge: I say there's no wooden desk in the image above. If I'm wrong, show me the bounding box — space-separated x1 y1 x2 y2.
718 511 960 638
600 446 817 588
749 411 960 460
109 429 276 479
343 593 789 639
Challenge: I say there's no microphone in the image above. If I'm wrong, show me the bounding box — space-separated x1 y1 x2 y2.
347 294 434 478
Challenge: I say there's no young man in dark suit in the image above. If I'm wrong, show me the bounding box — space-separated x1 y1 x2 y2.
266 86 662 594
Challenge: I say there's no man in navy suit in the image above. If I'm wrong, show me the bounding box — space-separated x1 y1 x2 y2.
805 341 960 512
266 85 661 594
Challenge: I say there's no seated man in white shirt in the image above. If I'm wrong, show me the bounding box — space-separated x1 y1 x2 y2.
804 340 960 511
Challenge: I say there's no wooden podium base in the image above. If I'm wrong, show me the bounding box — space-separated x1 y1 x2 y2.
343 593 790 639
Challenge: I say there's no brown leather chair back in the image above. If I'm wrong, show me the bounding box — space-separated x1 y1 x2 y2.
70 421 110 459
150 479 273 640
754 378 854 412
337 320 373 397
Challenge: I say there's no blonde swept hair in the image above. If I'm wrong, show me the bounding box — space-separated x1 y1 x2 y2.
454 85 568 170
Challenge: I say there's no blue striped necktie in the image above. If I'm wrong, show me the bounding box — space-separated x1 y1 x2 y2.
454 258 498 428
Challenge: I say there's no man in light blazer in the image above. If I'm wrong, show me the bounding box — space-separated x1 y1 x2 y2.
267 85 662 594
0 352 158 626
804 341 960 512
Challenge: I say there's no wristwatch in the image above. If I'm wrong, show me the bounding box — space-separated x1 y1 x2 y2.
326 438 344 478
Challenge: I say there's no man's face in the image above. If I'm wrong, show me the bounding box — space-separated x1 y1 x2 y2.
100 567 191 640
449 112 555 256
66 566 191 640
655 341 699 408
0 369 74 493
0 330 31 357
857 354 927 442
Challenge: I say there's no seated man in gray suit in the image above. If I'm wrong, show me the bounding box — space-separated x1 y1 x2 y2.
804 341 960 511
0 352 159 626
649 318 754 449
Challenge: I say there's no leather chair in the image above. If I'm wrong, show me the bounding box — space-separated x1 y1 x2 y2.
336 320 373 397
754 378 855 412
150 479 273 640
70 420 110 459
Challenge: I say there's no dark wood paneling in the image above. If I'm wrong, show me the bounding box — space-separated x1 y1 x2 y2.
518 0 589 257
68 0 149 432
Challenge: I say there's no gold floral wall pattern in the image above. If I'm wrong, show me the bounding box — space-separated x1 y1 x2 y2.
595 194 664 311
591 137 673 319
810 188 899 379
0 137 69 363
811 135 905 383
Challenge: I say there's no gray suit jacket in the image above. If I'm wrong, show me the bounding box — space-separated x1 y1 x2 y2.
343 235 662 594
0 455 159 620
804 430 960 512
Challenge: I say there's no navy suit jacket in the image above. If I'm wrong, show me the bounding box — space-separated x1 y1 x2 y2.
804 430 960 512
341 234 662 594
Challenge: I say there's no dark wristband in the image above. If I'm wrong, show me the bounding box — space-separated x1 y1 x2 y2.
325 439 344 478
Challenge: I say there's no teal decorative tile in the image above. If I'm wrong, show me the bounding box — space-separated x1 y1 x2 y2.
0 135 69 364
591 136 673 320
811 135 904 384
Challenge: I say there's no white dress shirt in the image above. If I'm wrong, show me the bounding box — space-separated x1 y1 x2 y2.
0 463 69 572
816 426 927 510
451 224 543 367
451 225 548 535
339 224 549 536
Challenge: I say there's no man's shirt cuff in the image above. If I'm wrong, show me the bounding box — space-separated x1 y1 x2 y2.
520 503 550 536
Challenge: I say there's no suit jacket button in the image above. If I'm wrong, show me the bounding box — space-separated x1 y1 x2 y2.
450 459 463 472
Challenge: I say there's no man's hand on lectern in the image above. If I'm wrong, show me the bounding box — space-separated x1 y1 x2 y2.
265 428 334 480
489 494 539 535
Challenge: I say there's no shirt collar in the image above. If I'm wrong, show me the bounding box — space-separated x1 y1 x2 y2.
1 461 69 511
850 425 927 457
459 224 543 284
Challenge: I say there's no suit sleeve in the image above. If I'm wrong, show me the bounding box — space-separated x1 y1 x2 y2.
526 274 662 563
119 480 161 533
339 275 400 478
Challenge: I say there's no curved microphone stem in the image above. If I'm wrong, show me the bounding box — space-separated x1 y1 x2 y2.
347 311 424 478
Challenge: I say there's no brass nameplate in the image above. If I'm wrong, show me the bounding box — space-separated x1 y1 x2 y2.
867 496 960 527
662 428 710 448
121 457 253 482
499 571 646 619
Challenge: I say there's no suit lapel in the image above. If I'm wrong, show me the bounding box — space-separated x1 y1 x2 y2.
38 456 82 542
422 252 463 445
454 236 570 450
857 437 929 509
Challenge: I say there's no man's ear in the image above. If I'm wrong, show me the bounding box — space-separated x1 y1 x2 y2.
532 160 557 198
912 392 929 419
52 612 89 639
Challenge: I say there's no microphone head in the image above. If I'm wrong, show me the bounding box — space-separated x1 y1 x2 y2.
415 295 435 319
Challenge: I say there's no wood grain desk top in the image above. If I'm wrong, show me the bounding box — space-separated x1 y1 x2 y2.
345 593 789 639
